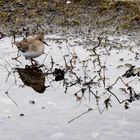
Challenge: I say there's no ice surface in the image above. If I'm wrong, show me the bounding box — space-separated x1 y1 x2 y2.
0 33 140 140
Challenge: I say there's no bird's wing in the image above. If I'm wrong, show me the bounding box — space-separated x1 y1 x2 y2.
15 40 29 53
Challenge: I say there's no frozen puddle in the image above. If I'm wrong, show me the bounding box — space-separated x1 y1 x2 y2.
0 33 140 140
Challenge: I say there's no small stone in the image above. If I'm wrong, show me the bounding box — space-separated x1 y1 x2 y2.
19 113 25 116
66 1 71 4
29 100 35 104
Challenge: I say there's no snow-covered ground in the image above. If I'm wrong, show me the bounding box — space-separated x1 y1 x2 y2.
0 33 140 140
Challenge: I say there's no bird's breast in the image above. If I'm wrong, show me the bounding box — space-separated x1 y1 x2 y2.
20 44 44 58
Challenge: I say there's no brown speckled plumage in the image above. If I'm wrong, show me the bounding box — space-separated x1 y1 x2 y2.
13 34 45 59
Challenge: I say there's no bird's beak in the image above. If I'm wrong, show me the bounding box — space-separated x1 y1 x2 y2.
43 41 49 46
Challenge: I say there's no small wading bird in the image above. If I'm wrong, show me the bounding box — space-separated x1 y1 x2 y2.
13 34 49 64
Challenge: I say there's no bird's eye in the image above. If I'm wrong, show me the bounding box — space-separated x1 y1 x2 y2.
39 37 43 41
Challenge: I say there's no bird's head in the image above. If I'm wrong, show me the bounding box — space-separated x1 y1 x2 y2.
36 33 49 46
35 34 44 42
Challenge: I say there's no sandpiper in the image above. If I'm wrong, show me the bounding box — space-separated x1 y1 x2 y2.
13 34 48 64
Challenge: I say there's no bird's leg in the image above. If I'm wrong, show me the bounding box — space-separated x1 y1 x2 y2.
12 51 22 64
30 58 38 66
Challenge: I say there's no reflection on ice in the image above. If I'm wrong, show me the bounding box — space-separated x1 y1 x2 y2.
16 65 48 93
